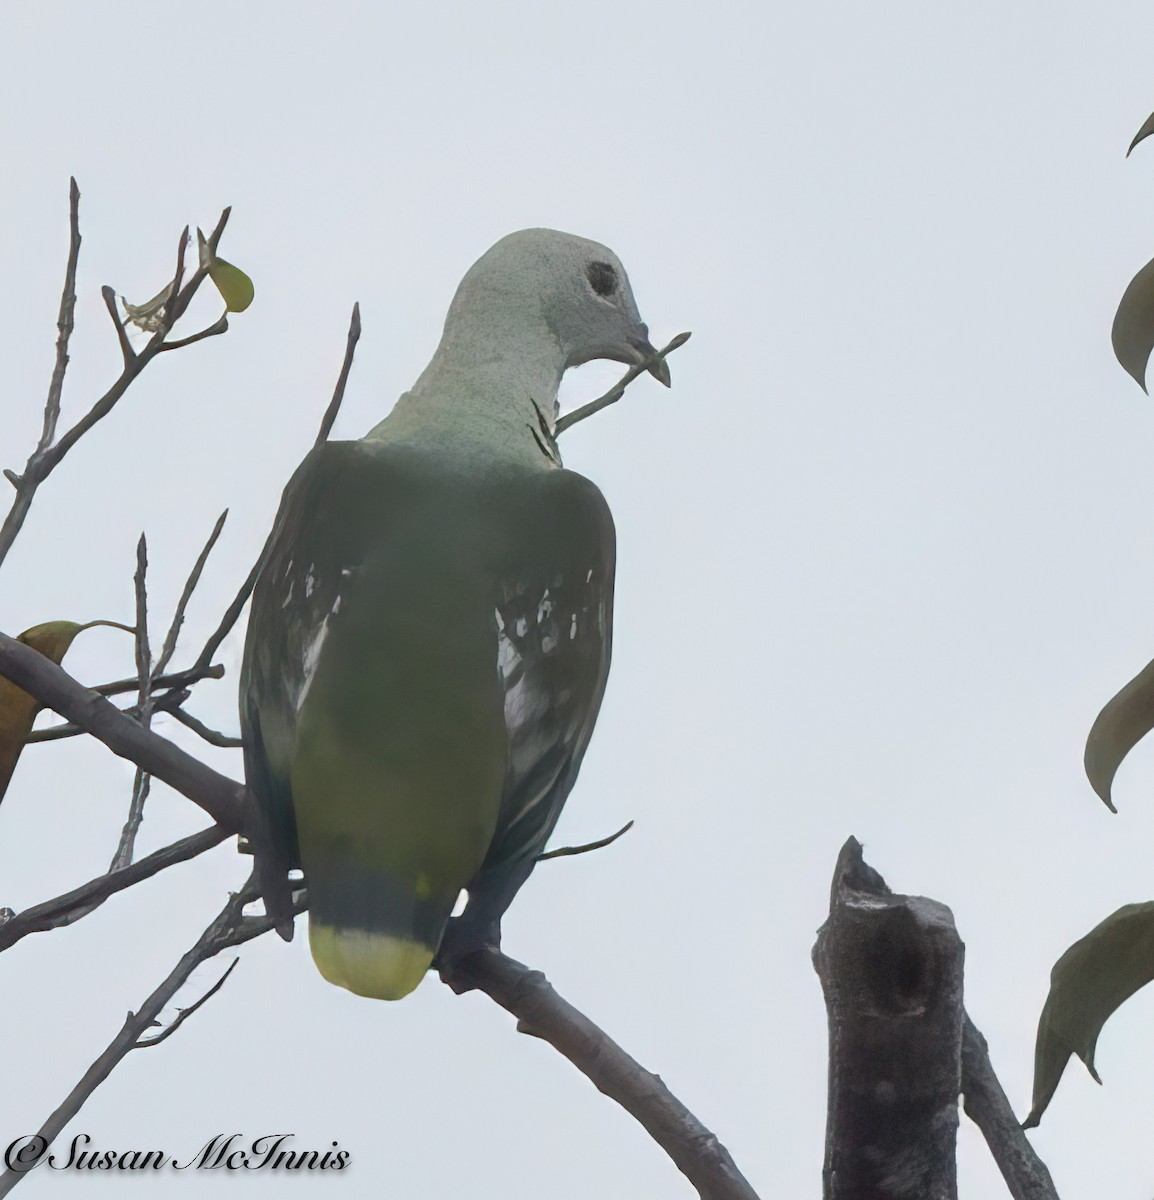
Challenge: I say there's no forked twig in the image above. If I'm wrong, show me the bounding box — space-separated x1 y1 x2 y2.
556 331 691 436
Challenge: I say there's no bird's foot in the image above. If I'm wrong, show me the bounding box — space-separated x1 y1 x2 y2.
434 915 502 994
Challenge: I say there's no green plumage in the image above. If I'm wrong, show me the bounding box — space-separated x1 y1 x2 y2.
240 439 614 998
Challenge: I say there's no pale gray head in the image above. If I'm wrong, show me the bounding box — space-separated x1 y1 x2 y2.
441 228 670 386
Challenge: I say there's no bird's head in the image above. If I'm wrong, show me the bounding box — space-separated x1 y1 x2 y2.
447 228 670 387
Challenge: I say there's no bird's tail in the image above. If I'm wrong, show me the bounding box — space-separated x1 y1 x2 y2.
301 852 459 1000
308 919 438 1000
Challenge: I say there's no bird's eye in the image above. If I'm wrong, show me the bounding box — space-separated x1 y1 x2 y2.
586 261 618 297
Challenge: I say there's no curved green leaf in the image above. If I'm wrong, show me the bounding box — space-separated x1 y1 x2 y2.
1084 652 1154 811
1128 112 1154 157
0 619 132 805
1111 255 1154 392
1026 902 1154 1127
207 258 255 313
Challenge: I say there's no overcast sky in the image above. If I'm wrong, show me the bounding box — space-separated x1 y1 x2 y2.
5 2 1154 1196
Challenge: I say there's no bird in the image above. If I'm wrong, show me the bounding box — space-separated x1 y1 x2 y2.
239 228 669 1000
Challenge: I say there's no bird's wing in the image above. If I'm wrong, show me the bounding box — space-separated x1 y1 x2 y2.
461 467 616 933
239 442 358 925
241 439 515 991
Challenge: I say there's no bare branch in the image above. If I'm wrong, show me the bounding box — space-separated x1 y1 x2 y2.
442 949 761 1200
132 534 152 705
100 285 135 366
0 825 230 952
169 706 243 749
538 820 634 861
93 662 224 700
556 331 692 436
107 536 154 872
39 178 81 451
0 633 246 830
137 958 239 1048
0 182 82 571
158 314 228 353
961 1016 1059 1200
0 208 238 573
26 686 189 744
315 303 363 446
109 771 151 874
205 206 232 258
153 510 228 678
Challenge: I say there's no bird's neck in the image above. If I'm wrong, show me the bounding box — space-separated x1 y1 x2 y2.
366 313 568 467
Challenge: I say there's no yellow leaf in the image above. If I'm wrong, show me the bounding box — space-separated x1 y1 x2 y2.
0 619 132 806
208 258 255 313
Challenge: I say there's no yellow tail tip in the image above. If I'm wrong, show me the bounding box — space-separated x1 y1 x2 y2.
308 921 435 1000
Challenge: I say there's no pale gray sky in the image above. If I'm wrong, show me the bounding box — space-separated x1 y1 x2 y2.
3 2 1154 1196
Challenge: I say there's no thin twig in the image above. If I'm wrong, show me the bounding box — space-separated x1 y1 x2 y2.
443 948 761 1200
38 178 81 452
537 820 634 861
132 534 151 705
190 550 264 675
137 958 239 1048
169 706 243 749
315 303 362 446
108 536 153 872
158 227 191 334
109 771 151 874
961 1016 1060 1200
153 510 228 678
100 285 134 366
0 825 230 952
158 314 229 353
0 183 82 571
26 687 189 744
93 663 224 700
556 332 691 436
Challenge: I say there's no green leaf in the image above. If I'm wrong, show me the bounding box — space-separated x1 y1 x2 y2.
207 257 254 313
0 619 132 806
1084 652 1154 811
1128 112 1154 157
1026 901 1154 1127
1111 254 1154 391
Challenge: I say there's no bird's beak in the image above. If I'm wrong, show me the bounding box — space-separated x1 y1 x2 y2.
628 329 672 388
